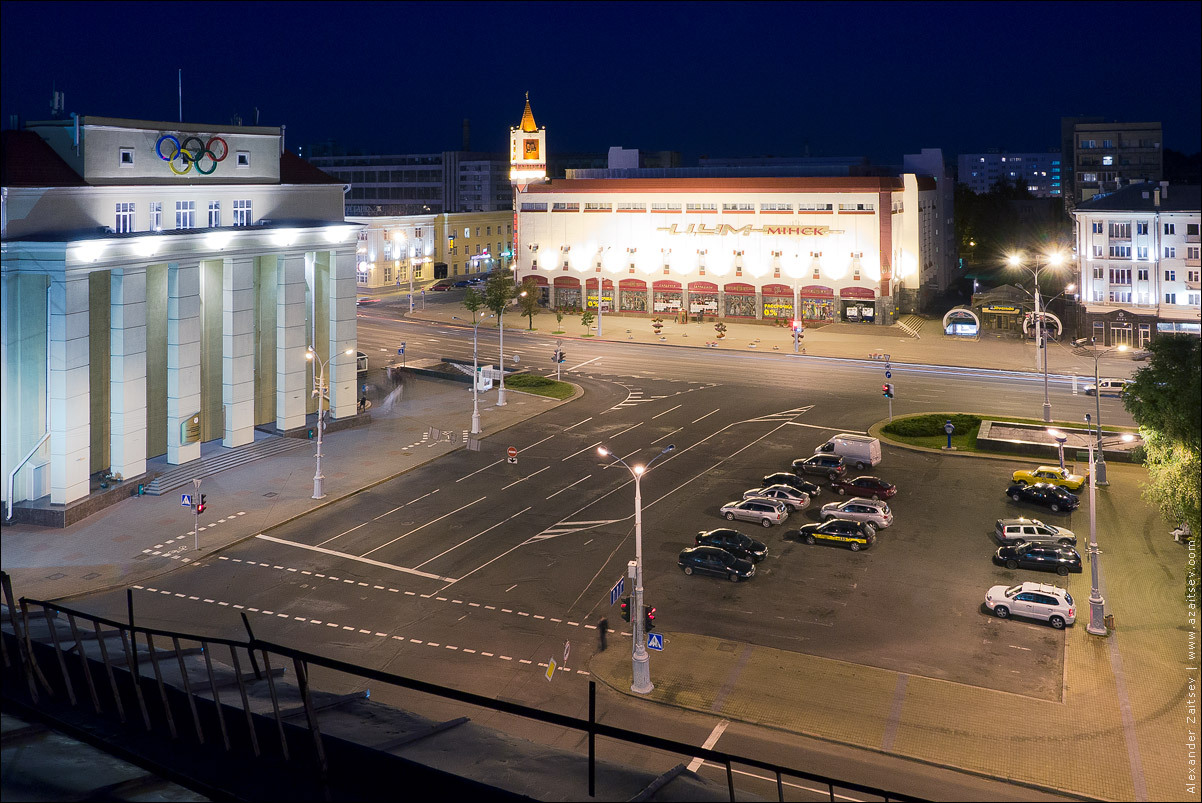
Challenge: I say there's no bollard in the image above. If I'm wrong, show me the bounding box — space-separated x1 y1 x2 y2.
1104 613 1115 630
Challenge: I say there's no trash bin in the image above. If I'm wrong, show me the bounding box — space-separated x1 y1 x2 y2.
1104 613 1115 630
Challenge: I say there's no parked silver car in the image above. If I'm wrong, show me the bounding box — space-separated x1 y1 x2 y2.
819 498 892 529
719 498 789 527
743 484 810 511
995 518 1077 547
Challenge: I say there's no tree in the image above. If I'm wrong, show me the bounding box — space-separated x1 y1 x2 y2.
553 310 565 334
1124 335 1201 452
462 287 485 320
580 310 595 334
516 277 540 329
482 270 517 325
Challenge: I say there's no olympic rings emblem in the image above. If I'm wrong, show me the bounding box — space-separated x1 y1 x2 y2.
155 134 228 175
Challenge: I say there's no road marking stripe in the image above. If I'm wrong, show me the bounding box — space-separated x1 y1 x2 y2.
361 496 488 556
691 408 720 424
652 404 682 419
566 356 601 370
687 720 730 772
611 422 643 438
651 427 682 446
562 416 593 431
561 441 603 461
255 534 457 582
414 506 531 569
502 465 550 490
546 474 591 499
784 421 869 434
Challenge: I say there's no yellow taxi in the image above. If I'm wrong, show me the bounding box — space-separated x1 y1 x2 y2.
1011 465 1088 492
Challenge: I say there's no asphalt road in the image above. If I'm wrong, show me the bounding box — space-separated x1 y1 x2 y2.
64 295 1127 800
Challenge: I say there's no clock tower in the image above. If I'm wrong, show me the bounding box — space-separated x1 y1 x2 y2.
510 94 546 265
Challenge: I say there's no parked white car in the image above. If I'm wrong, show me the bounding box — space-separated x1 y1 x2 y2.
984 582 1076 629
743 484 810 511
819 498 892 529
720 498 789 527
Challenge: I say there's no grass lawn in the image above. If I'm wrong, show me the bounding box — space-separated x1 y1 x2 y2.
880 412 1139 456
504 374 575 400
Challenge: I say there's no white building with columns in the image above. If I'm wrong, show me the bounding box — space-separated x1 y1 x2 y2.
1 116 359 519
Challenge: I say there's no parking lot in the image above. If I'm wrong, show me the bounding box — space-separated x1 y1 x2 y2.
644 434 1079 701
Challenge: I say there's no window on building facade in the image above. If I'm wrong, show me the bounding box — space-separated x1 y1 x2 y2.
176 200 195 229
1188 224 1199 236
617 202 647 211
1138 268 1149 281
1137 246 1148 259
1165 270 1176 281
476 227 481 236
1164 223 1175 235
1136 221 1148 235
761 203 793 212
519 204 546 212
721 203 754 212
115 202 135 233
208 201 221 228
798 202 833 211
584 202 611 211
1108 222 1131 238
236 151 250 168
233 199 252 226
685 203 717 212
1165 293 1177 304
651 203 682 212
1109 290 1132 303
1092 245 1104 257
1188 269 1200 283
1081 173 1098 182
1165 247 1176 258
1092 265 1104 279
1109 245 1131 258
1188 293 1201 306
1188 247 1200 260
119 148 134 167
1109 268 1131 285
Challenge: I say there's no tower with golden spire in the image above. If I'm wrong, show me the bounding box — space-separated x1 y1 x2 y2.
509 92 546 191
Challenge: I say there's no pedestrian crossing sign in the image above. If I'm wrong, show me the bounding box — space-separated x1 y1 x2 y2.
647 633 664 651
181 494 192 507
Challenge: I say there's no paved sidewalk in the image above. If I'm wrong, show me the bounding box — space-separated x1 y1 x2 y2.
0 373 565 603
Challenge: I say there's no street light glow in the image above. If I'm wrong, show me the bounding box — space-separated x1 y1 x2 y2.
1007 253 1021 267
1047 252 1064 266
634 465 645 476
597 446 609 457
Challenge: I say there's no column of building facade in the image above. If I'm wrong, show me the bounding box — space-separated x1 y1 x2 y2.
166 262 201 465
109 267 147 480
48 272 90 503
276 252 308 431
222 256 256 447
326 248 358 419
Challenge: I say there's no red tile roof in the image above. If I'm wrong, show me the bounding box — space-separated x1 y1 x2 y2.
1 130 86 187
280 151 343 185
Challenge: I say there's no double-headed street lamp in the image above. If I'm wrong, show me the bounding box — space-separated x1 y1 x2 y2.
597 443 675 695
305 345 354 499
1086 339 1128 486
453 313 493 435
1008 251 1067 423
1082 413 1135 636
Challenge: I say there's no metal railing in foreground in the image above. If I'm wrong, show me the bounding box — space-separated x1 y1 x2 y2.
1 572 919 802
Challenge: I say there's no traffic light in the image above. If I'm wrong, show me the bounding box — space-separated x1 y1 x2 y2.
620 597 631 622
882 383 894 399
196 494 207 515
643 604 656 632
557 351 567 363
791 319 803 333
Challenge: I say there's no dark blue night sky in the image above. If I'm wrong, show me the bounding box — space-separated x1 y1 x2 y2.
2 1 1199 164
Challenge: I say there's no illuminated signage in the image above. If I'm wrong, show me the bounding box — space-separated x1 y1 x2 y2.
655 224 841 236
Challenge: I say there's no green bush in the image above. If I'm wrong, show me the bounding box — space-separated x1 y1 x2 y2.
883 414 981 437
505 374 555 389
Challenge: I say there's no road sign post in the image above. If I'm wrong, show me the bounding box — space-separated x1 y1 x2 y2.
191 478 201 551
507 446 518 464
647 633 664 651
609 577 625 606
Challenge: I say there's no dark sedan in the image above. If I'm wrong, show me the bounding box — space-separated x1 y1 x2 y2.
1006 482 1079 513
993 541 1083 575
695 528 768 562
761 472 822 499
830 475 896 499
678 546 755 582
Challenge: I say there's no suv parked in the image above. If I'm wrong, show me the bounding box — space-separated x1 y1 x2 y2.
995 518 1077 547
792 453 847 481
984 581 1076 629
819 498 892 530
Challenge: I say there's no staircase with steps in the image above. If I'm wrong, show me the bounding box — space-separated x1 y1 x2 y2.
142 436 308 495
895 314 924 338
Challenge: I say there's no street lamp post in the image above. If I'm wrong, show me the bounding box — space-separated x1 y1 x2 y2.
1083 413 1107 636
305 346 354 499
1047 428 1068 472
597 443 675 695
454 313 493 434
1088 339 1127 486
1009 251 1065 423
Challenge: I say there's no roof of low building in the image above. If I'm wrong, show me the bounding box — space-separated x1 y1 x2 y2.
523 176 935 194
1075 182 1200 213
279 150 343 184
1 130 88 187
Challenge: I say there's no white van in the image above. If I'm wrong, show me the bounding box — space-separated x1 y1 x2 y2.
814 434 882 470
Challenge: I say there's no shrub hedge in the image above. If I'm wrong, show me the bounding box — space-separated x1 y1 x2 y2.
883 413 982 437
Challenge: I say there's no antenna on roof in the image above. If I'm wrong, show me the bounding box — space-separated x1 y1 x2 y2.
49 86 64 119
254 107 260 126
178 69 183 123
